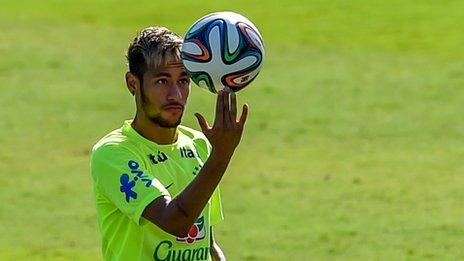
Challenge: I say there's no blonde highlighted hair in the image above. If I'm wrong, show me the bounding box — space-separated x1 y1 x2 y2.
126 27 183 81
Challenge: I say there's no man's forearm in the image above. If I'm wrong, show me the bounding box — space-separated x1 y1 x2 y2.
162 149 233 236
175 149 232 215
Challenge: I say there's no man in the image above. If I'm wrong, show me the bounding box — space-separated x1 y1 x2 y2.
90 27 248 260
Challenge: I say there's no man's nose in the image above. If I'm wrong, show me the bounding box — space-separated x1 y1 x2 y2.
167 82 182 101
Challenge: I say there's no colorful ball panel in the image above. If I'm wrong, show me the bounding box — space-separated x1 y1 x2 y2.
181 11 265 93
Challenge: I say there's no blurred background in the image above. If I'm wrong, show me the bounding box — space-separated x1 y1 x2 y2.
1 0 463 260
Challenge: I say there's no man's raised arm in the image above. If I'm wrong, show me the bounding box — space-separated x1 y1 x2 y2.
142 90 248 237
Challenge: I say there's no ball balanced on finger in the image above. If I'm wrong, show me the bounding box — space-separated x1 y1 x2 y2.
181 11 265 94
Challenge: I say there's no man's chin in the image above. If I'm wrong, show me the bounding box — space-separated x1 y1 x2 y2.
149 116 182 128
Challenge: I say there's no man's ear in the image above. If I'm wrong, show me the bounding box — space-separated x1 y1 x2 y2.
125 72 139 96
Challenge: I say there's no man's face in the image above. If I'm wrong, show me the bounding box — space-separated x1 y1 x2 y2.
138 62 190 128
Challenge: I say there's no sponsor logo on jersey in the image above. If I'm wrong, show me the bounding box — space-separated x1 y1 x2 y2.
179 146 200 158
119 160 152 202
149 151 168 164
177 216 206 244
153 240 209 261
192 164 203 176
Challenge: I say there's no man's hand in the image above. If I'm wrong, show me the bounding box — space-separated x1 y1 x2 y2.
195 89 249 157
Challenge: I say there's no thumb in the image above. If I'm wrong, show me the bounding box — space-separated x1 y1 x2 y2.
194 113 210 133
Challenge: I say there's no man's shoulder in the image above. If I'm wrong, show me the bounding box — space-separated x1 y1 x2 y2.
91 127 135 159
178 125 209 143
177 125 209 144
177 125 211 157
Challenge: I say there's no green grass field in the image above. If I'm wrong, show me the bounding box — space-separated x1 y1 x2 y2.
1 0 464 260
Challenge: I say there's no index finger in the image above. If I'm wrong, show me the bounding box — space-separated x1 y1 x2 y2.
214 89 224 126
230 91 237 122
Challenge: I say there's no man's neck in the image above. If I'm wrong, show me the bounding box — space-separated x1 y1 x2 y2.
131 116 178 145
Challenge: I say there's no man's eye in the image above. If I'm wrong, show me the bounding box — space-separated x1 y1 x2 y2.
179 79 190 85
156 79 168 85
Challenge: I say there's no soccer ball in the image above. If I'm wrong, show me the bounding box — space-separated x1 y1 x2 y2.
181 11 265 93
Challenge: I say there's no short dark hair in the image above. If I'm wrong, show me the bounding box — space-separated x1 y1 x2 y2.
126 27 183 81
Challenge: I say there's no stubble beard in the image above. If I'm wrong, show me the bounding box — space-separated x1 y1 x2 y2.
140 86 182 129
148 113 182 129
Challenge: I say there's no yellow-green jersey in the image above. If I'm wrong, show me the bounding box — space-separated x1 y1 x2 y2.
90 120 223 261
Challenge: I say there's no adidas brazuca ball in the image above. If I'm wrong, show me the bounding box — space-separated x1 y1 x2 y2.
181 11 265 93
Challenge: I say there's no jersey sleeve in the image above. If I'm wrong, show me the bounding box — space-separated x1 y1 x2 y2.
90 144 169 225
210 187 224 226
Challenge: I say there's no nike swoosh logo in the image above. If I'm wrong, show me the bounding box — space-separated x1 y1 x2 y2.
165 183 173 189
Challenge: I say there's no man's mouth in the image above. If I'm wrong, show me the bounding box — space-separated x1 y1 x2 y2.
162 104 184 111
